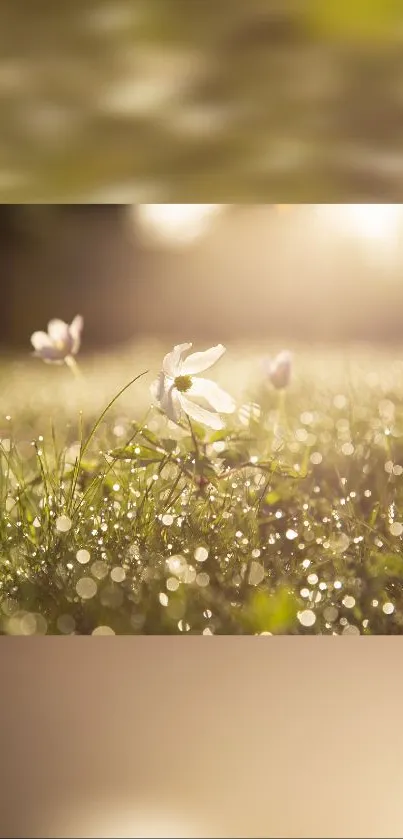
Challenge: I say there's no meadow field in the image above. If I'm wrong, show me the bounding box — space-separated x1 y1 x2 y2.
1 338 403 636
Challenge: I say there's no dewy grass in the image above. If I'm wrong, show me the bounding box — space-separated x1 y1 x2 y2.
67 371 149 515
3 338 403 635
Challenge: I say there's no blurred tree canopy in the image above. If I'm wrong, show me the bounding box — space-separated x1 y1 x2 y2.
1 0 403 201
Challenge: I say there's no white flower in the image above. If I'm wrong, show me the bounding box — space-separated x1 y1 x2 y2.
30 316 83 364
264 350 292 390
150 343 235 430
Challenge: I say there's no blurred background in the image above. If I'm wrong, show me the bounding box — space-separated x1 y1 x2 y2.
2 0 403 202
3 640 403 838
2 203 403 352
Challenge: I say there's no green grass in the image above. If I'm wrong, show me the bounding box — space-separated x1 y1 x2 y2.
2 340 403 635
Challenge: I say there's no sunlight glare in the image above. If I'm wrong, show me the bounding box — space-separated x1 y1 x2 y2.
344 204 401 240
45 801 209 839
136 203 222 245
319 204 402 242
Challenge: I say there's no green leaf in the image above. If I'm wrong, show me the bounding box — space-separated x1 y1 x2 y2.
187 421 207 440
195 457 218 480
264 491 281 506
369 503 380 527
209 430 230 443
160 438 178 453
220 447 250 468
138 425 161 447
366 551 403 579
261 460 307 479
110 444 164 463
80 458 101 473
241 588 298 634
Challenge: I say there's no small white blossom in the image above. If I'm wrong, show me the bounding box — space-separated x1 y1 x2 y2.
30 316 83 364
263 350 292 390
150 342 235 430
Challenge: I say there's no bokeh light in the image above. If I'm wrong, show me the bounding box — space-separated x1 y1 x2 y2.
317 203 402 245
45 801 209 839
345 204 402 240
136 203 223 246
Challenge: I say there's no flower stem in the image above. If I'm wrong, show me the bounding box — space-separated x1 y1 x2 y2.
278 387 285 417
278 387 290 428
187 415 204 490
65 355 83 380
272 388 289 449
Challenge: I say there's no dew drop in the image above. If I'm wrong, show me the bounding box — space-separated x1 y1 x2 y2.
341 443 354 456
57 614 76 634
91 560 108 580
194 546 208 562
92 626 115 636
342 595 355 609
167 577 180 591
248 561 265 586
297 609 316 627
342 624 360 636
323 606 338 623
76 577 97 599
56 515 72 533
390 522 403 537
310 452 323 465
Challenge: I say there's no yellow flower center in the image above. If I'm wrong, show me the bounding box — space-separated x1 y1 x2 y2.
174 374 192 393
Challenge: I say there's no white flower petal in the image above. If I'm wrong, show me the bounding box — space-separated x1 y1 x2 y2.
181 344 226 375
273 350 292 368
162 343 192 378
69 314 83 354
188 378 236 414
41 355 66 364
262 357 273 376
179 394 224 430
47 318 71 345
31 331 67 360
30 331 52 351
268 350 292 389
35 348 68 361
150 372 165 403
161 385 181 423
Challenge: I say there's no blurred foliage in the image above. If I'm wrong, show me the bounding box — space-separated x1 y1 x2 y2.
240 588 298 634
306 0 402 43
1 0 403 201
